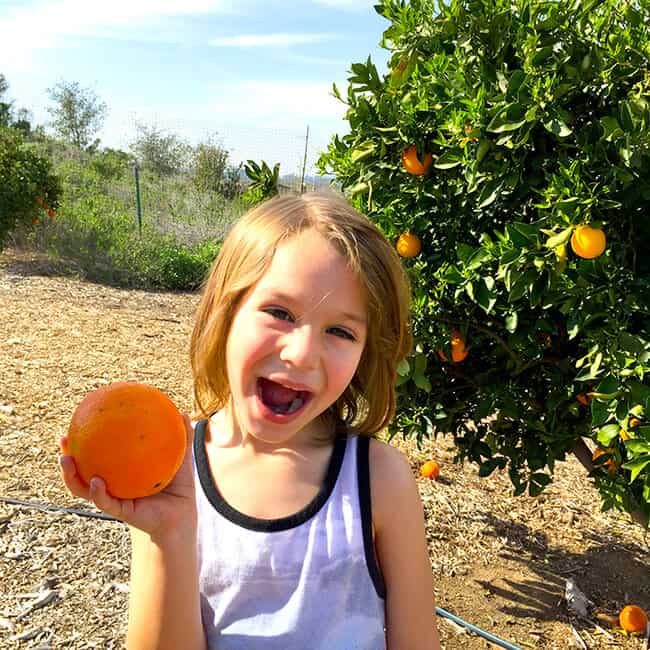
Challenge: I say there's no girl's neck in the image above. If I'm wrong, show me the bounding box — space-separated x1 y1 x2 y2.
210 406 335 454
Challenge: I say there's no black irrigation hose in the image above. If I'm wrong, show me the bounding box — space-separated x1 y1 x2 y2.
0 496 524 649
0 496 118 521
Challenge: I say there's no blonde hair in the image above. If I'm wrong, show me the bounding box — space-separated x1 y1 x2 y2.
190 191 412 436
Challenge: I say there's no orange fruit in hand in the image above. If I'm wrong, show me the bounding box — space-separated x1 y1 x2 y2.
619 605 648 633
396 232 421 257
437 330 468 363
570 224 606 259
64 382 186 499
402 145 433 176
420 460 440 480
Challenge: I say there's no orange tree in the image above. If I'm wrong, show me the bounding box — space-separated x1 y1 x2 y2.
0 127 61 249
319 0 650 525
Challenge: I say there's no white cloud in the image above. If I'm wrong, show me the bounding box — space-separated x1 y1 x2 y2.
311 0 374 9
205 80 345 123
210 33 336 47
0 0 233 60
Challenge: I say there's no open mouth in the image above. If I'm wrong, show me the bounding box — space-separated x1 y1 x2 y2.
257 377 312 416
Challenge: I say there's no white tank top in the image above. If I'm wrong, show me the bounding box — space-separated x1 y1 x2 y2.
192 419 387 649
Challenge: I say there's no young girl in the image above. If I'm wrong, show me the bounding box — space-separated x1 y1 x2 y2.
60 191 442 650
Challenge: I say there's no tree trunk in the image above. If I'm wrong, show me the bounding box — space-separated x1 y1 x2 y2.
571 438 648 529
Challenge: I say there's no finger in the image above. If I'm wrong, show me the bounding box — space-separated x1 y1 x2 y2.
59 455 91 500
88 476 132 521
164 413 196 494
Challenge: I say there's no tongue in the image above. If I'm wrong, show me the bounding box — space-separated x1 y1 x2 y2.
260 378 300 407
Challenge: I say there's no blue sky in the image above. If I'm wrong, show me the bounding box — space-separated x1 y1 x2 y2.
0 0 391 176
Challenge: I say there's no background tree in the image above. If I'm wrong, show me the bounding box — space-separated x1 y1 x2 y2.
0 75 33 134
47 80 108 149
130 122 192 177
0 126 61 249
191 133 242 199
0 74 12 127
319 0 650 526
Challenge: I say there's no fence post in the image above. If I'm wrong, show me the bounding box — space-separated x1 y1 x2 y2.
133 161 142 236
300 125 309 194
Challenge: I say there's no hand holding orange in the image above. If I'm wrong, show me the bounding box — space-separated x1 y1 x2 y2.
62 382 186 499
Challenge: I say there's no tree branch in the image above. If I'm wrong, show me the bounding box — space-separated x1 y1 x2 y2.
571 438 648 529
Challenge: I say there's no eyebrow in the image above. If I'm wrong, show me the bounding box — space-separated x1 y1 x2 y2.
264 291 367 326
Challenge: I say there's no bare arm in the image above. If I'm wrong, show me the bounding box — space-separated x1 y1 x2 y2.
60 415 206 650
370 439 441 650
126 524 206 650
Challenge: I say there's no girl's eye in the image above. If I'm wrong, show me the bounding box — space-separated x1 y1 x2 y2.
328 327 356 341
263 307 294 322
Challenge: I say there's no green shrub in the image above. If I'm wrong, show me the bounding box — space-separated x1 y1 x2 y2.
0 127 61 249
320 0 650 523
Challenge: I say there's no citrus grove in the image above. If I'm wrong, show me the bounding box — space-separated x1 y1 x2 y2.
318 0 650 525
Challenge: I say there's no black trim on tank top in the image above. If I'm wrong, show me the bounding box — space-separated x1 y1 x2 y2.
357 436 387 599
193 419 347 533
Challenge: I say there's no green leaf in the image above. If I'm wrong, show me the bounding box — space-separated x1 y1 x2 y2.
621 455 650 482
506 222 538 246
505 311 518 333
545 226 574 249
413 372 432 392
543 119 572 138
597 424 620 446
396 358 410 376
476 276 497 313
434 151 462 169
351 142 376 162
477 180 502 208
600 115 623 142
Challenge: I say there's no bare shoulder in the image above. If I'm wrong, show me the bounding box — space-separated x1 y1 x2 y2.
368 436 412 477
367 437 420 526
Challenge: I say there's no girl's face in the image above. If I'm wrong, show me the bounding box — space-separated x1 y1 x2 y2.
225 227 368 447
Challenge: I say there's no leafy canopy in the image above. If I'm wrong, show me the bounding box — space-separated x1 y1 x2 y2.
319 0 650 523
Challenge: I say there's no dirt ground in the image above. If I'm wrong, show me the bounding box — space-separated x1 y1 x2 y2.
0 247 648 650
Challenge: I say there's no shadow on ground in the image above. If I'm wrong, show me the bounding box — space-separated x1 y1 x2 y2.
474 512 650 622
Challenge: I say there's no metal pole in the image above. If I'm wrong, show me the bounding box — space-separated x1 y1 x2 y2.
134 162 142 237
300 125 309 194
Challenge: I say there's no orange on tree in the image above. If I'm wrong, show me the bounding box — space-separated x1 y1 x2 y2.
619 605 648 633
396 232 421 257
401 145 433 176
576 393 592 406
63 382 186 499
629 417 641 428
592 447 618 474
47 208 56 218
420 460 440 480
570 224 607 259
437 330 468 363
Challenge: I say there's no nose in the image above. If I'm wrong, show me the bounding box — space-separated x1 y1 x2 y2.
279 325 319 369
